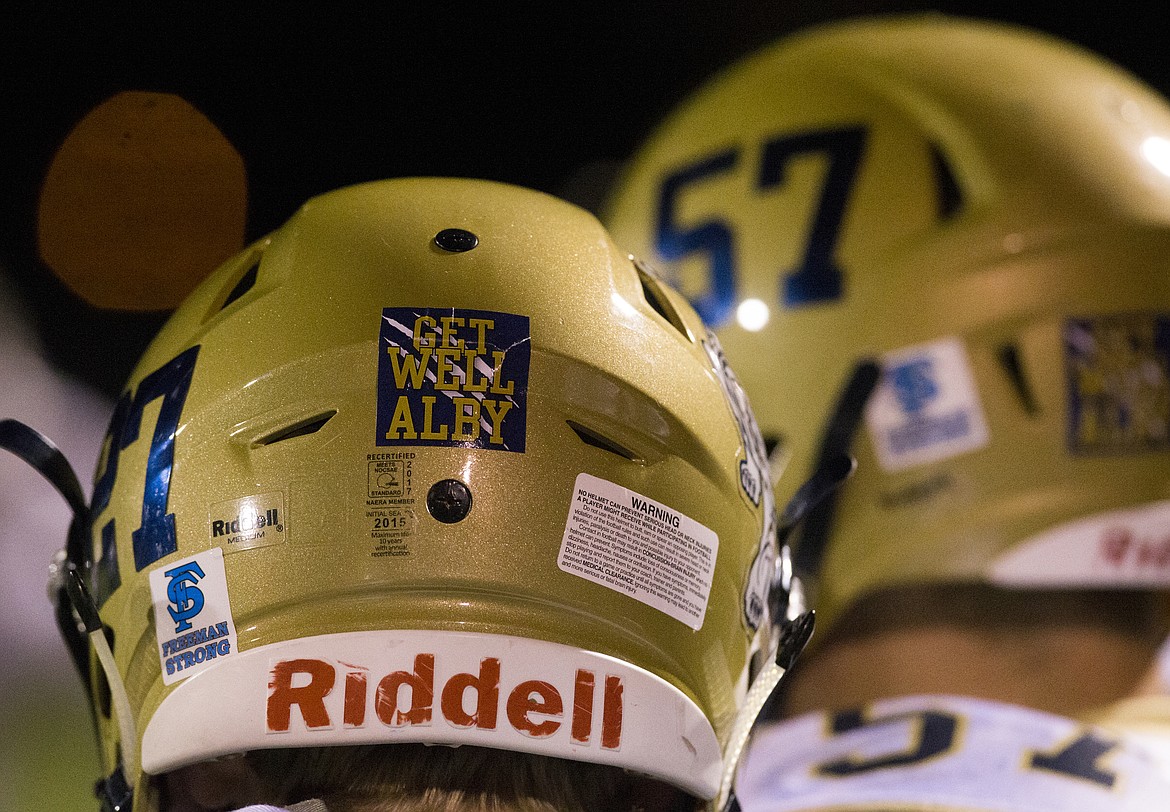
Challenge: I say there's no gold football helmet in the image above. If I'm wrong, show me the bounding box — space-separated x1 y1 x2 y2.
21 177 804 810
604 14 1170 636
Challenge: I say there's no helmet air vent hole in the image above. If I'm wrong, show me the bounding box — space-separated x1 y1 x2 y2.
996 343 1039 415
218 255 260 312
929 143 964 220
253 411 338 446
633 258 694 342
763 433 784 458
434 228 479 253
566 420 641 462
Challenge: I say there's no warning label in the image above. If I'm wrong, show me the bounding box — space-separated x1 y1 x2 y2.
558 473 718 630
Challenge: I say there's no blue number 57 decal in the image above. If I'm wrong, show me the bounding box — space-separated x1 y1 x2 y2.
91 346 200 599
654 126 868 326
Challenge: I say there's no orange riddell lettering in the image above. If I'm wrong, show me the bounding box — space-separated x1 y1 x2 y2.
602 674 624 750
1100 528 1132 566
507 680 563 738
265 653 624 750
1137 537 1170 568
267 658 336 731
571 669 595 744
343 670 368 727
375 653 435 726
441 657 501 729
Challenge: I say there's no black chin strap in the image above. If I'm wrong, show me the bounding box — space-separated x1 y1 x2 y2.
0 419 92 679
791 360 882 583
95 767 133 812
719 366 877 811
717 447 856 812
0 419 134 811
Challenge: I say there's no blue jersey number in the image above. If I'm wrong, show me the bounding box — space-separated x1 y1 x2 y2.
656 149 739 326
654 126 868 325
812 706 1122 790
91 346 200 596
816 707 960 776
1028 732 1119 788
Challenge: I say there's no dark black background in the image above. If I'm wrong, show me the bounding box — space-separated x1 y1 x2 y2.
4 3 1169 397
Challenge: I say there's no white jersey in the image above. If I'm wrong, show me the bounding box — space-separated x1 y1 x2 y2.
736 694 1170 811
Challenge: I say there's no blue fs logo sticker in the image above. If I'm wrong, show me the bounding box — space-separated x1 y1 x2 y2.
150 548 238 685
165 560 206 632
865 338 989 471
377 308 531 452
889 359 939 416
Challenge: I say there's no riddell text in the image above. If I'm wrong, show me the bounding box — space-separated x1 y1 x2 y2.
266 655 624 749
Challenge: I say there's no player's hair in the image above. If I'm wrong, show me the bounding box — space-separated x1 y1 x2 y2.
237 743 692 812
770 582 1170 719
821 583 1170 646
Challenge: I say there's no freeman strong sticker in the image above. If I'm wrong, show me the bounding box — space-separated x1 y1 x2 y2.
1065 314 1170 454
865 337 990 472
149 547 239 685
378 308 530 451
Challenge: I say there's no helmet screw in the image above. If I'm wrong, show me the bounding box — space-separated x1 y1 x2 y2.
434 228 478 253
426 479 473 523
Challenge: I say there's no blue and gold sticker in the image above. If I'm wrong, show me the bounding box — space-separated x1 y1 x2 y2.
865 337 989 472
1066 313 1170 454
149 547 239 685
378 308 530 451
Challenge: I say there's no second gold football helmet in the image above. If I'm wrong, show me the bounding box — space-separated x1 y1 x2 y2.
604 14 1170 635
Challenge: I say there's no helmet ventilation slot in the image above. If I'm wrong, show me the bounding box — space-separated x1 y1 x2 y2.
218 255 260 312
996 343 1038 415
634 259 694 342
567 420 641 462
253 411 338 446
930 143 964 220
